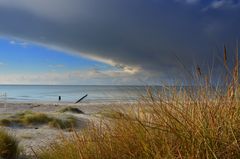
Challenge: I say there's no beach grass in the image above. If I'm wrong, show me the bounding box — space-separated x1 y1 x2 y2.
37 46 240 159
17 111 51 125
59 107 84 114
0 111 77 129
0 45 239 158
48 116 77 129
37 88 240 159
0 129 19 159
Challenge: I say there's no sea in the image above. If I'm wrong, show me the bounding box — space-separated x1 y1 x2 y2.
0 85 156 104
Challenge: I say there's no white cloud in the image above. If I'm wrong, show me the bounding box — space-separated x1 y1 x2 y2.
0 68 149 85
211 0 226 8
203 0 240 10
10 40 29 48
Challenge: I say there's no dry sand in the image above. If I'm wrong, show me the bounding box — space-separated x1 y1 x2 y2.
0 102 132 156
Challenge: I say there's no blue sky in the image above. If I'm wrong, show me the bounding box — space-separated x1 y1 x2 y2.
0 38 110 74
0 38 125 84
0 0 239 85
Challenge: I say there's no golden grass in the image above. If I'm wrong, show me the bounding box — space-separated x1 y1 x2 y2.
37 86 240 159
36 45 240 159
0 129 19 159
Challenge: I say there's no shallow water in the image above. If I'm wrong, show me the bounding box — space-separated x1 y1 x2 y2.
0 85 157 103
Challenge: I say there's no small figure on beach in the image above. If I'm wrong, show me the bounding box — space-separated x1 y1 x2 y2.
59 96 61 101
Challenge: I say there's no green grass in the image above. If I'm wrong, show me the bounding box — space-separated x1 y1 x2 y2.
48 116 77 129
19 111 51 125
59 107 84 114
0 129 19 159
0 111 77 129
0 119 12 127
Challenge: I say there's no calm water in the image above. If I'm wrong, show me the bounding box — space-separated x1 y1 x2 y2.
0 85 154 103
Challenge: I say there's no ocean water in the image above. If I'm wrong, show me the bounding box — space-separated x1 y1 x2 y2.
0 85 153 104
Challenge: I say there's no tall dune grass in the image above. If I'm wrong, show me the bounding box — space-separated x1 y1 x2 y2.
37 46 240 159
0 129 19 159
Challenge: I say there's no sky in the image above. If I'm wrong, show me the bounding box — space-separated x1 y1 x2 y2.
0 0 239 85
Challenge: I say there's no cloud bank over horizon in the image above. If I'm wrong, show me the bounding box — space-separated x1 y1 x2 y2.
0 0 239 84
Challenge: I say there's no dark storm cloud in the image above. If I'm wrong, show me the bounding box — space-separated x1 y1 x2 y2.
0 0 239 78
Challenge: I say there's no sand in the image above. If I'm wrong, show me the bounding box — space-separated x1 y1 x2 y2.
0 102 131 157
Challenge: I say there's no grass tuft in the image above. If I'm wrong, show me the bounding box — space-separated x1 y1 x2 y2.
0 119 12 127
59 107 84 114
0 111 77 129
20 111 51 125
48 116 77 129
0 129 19 159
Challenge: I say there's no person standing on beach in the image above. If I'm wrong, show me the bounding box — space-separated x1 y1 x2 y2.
59 96 61 101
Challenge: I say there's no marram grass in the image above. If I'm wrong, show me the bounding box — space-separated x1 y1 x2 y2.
36 86 240 159
0 129 19 159
37 46 240 159
0 111 77 129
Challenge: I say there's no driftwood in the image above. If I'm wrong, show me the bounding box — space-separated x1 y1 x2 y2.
75 94 88 104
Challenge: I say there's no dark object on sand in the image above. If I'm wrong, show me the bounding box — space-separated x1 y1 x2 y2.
59 96 61 101
75 94 88 104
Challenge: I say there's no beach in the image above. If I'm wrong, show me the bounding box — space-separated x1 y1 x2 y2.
0 101 131 156
0 85 145 156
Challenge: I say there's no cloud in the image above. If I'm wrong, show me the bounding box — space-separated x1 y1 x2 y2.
211 0 228 8
203 0 240 10
176 0 199 4
0 0 239 83
10 40 29 47
0 0 81 21
0 68 159 85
